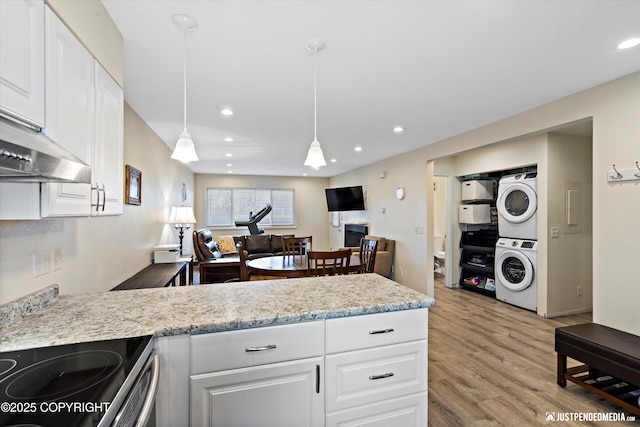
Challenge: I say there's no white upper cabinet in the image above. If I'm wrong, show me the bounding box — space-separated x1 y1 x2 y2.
41 6 94 217
93 64 123 216
0 0 45 128
40 6 123 217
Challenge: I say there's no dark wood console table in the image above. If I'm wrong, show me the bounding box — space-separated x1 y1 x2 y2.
112 257 192 291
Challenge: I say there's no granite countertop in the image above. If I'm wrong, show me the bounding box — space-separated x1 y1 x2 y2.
0 274 434 352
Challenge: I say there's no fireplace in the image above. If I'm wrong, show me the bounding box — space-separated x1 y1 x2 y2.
344 224 368 247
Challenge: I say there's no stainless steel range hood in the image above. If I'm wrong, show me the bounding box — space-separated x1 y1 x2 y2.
0 117 91 183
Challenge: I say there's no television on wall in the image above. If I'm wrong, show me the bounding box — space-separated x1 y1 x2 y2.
325 185 365 212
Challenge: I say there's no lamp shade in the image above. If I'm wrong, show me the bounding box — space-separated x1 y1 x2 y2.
169 206 196 225
171 130 199 163
304 139 327 168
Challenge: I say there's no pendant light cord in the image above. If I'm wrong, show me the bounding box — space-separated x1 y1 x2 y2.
313 51 317 140
183 29 187 132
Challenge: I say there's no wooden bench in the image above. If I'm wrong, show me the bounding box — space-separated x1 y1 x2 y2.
555 323 640 416
111 260 191 291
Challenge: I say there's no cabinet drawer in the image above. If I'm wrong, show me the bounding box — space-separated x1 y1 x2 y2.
191 321 323 374
326 309 427 354
326 392 427 427
326 341 427 412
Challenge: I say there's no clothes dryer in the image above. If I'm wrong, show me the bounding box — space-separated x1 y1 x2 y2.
497 172 537 240
495 238 537 311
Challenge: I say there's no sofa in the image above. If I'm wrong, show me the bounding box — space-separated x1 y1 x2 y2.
346 235 395 278
213 234 294 260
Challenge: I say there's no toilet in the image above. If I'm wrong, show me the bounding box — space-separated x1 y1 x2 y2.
434 235 445 274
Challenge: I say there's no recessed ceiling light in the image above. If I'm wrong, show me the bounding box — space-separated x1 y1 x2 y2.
393 126 404 133
302 173 308 176
226 163 232 167
224 137 234 142
618 38 640 49
227 170 233 174
330 158 337 163
354 146 363 152
225 153 232 157
221 108 234 116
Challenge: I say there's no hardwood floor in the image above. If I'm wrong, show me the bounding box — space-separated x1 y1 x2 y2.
428 276 638 426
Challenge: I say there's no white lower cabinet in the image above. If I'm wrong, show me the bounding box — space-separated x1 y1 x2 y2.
191 357 323 427
189 321 324 427
325 309 428 426
156 309 428 427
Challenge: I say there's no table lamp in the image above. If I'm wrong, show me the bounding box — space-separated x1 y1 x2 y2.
169 206 197 255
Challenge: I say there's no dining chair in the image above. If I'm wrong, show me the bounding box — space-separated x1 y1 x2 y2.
359 238 378 274
282 236 312 262
222 241 250 283
307 249 352 276
237 241 250 282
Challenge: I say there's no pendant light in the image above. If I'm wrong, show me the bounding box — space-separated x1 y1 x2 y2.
304 39 327 169
171 14 199 163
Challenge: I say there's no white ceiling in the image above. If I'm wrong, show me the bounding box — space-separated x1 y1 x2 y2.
101 0 640 177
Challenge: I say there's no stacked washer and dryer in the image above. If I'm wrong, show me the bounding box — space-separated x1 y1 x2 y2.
495 172 539 311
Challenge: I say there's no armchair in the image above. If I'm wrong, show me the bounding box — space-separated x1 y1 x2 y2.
193 229 240 284
193 228 221 262
345 235 395 278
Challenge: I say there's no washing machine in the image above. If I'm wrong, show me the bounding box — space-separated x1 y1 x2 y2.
494 238 537 311
497 172 537 240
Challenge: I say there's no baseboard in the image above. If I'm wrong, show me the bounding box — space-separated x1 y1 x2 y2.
544 307 592 318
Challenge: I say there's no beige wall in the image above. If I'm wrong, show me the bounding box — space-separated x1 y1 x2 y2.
433 176 446 240
332 72 639 335
330 154 429 294
546 134 593 316
193 175 331 250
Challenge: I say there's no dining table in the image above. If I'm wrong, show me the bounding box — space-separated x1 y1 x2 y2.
246 254 361 278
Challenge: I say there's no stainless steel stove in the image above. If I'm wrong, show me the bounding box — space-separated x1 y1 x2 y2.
0 335 156 427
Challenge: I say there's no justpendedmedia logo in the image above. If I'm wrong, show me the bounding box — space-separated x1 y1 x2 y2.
545 411 636 423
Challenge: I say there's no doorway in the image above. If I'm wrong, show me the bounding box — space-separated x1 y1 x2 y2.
433 174 453 287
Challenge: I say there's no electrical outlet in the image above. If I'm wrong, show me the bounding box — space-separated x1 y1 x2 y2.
576 285 583 296
551 227 560 238
33 251 51 277
52 248 62 271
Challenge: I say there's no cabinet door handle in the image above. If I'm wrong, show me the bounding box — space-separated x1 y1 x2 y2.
369 372 394 380
91 184 100 212
245 344 277 352
100 185 106 211
369 328 394 335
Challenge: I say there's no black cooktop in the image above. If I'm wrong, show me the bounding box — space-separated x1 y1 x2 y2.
0 335 152 427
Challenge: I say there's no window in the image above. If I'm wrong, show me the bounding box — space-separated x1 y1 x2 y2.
206 187 296 228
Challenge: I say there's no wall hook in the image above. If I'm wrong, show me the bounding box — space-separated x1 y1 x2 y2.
611 164 623 180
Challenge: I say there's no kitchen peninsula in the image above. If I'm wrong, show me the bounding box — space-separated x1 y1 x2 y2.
0 274 434 427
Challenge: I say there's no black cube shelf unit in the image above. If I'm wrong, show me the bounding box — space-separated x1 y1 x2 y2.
459 229 498 297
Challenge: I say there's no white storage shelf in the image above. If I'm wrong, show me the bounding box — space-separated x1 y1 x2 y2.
461 179 493 201
459 204 491 224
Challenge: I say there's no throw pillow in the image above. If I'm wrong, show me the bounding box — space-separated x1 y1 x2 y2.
215 236 238 254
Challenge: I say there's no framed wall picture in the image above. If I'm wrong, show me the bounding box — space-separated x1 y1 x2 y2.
125 165 142 205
